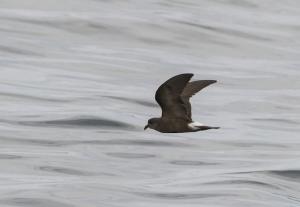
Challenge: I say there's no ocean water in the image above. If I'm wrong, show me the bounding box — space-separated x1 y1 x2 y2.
0 0 299 206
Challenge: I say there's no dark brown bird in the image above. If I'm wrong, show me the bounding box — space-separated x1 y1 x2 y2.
144 73 219 133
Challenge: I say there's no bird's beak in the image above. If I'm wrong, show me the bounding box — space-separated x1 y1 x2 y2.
144 124 149 130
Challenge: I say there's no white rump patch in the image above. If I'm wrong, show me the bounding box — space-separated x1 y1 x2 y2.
188 121 204 130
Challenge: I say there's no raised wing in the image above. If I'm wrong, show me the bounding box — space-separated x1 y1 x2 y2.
155 73 193 120
181 80 217 119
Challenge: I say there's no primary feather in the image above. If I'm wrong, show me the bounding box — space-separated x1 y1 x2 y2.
181 80 217 119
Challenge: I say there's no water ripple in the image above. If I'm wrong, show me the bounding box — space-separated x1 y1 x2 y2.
269 170 300 180
39 166 95 176
18 117 135 130
104 95 157 107
173 20 271 41
0 92 73 103
136 192 233 200
204 179 280 190
0 136 190 148
0 198 74 207
169 160 218 166
106 152 156 159
0 44 42 56
0 154 23 159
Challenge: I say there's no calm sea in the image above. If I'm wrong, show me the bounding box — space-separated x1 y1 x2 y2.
0 0 299 206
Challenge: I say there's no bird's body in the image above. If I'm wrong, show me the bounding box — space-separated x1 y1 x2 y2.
144 73 219 133
149 117 190 133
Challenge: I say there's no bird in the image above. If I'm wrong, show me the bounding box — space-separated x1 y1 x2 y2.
144 73 219 133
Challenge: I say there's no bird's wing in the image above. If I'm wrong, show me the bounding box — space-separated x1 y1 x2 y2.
155 73 193 120
181 80 217 119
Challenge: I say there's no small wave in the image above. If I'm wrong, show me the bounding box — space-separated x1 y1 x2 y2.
252 118 299 125
0 154 23 159
106 152 156 159
83 139 190 147
18 117 135 130
269 170 300 180
173 20 271 41
0 198 74 207
0 92 72 103
104 95 157 107
169 160 218 166
0 136 190 148
229 169 300 181
39 166 95 176
0 44 42 56
136 192 233 200
3 16 118 35
204 179 280 189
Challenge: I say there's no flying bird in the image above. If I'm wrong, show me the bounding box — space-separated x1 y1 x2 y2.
144 73 219 133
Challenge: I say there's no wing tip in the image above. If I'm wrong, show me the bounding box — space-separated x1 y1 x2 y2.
168 73 194 83
205 80 217 84
178 73 194 78
200 80 217 84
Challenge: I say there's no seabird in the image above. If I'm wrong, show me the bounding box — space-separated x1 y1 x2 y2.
144 73 219 133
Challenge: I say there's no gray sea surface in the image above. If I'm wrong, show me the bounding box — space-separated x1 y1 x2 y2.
0 0 300 206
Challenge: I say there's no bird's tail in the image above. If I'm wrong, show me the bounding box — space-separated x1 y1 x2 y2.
198 126 220 130
188 122 220 131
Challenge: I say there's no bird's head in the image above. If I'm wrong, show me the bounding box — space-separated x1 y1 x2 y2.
144 118 160 130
